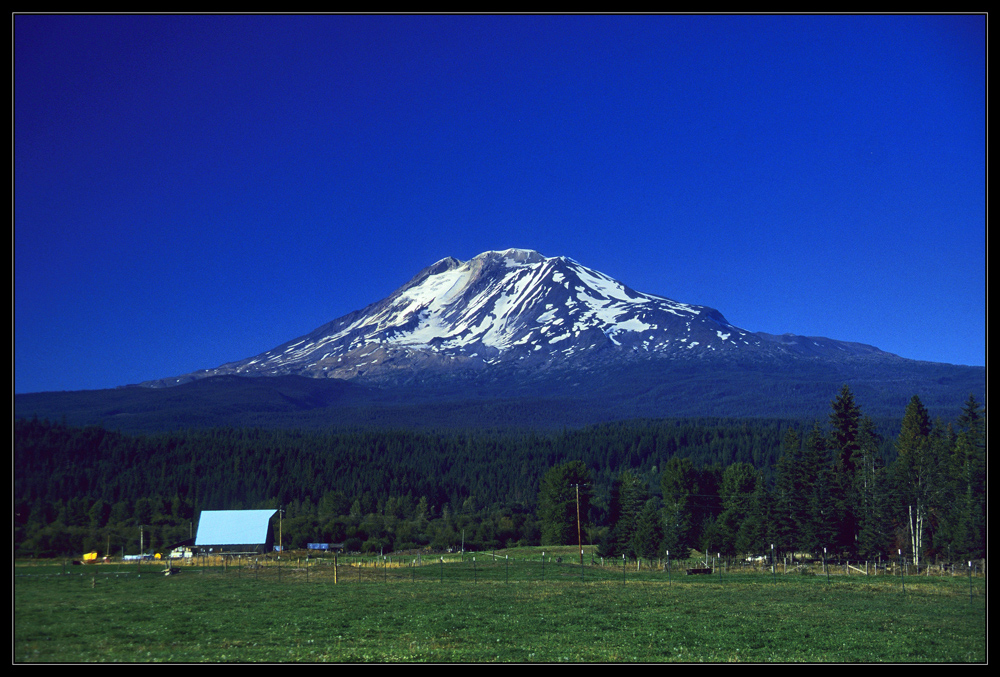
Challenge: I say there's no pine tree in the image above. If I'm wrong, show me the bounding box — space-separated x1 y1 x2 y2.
633 498 666 560
802 423 836 555
852 416 889 559
660 456 697 556
538 461 591 546
600 469 648 558
828 385 863 555
773 428 805 552
932 395 985 561
715 462 766 557
953 393 986 553
944 429 986 559
829 385 863 475
957 394 986 446
892 395 938 567
954 395 985 558
693 464 725 556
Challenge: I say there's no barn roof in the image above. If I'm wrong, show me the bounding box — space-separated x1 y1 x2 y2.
195 509 276 547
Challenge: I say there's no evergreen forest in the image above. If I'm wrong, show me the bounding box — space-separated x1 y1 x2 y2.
14 388 985 567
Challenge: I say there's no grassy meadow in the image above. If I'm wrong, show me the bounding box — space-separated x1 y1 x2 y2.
15 547 986 663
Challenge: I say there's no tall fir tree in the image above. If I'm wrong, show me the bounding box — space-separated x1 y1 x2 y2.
949 395 986 559
957 394 986 445
714 462 769 557
802 423 837 555
660 456 698 557
538 460 592 546
892 395 938 567
773 427 805 552
632 498 666 560
942 428 986 559
829 385 863 475
828 385 863 554
693 464 725 556
600 469 648 558
852 416 889 558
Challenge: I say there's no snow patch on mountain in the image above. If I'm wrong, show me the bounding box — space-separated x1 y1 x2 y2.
139 248 898 388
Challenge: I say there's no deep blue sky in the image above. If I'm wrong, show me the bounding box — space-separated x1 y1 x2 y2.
15 14 985 394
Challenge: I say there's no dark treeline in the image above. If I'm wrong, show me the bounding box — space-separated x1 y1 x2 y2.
14 389 984 565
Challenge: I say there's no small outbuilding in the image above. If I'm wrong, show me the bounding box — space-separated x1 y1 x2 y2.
194 509 277 555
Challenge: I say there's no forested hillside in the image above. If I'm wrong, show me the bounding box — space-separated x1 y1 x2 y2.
15 389 984 565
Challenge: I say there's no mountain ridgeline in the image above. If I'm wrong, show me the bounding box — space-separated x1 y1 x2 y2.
15 248 984 431
144 248 897 387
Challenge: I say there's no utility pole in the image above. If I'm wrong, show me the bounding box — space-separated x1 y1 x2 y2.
278 507 285 556
574 483 584 567
571 483 589 567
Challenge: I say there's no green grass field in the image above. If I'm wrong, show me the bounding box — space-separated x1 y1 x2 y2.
15 549 986 663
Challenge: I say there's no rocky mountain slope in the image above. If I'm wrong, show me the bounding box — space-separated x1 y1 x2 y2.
142 248 894 388
20 248 979 431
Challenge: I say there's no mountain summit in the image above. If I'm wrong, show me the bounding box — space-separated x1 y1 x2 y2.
144 249 894 388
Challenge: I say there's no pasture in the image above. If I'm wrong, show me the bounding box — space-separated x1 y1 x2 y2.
15 549 986 662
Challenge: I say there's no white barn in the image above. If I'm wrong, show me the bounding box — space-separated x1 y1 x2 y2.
194 509 277 554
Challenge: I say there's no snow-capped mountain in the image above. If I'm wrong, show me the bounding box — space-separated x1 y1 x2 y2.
146 248 892 387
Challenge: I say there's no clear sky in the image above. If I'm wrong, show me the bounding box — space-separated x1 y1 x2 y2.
15 14 986 394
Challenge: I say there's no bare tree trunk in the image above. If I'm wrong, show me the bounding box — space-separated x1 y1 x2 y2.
908 504 923 567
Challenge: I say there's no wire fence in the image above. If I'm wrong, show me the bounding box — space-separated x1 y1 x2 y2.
16 551 987 592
